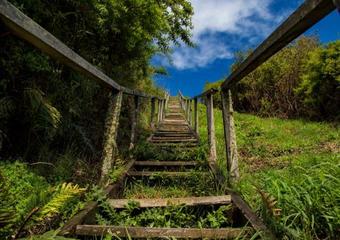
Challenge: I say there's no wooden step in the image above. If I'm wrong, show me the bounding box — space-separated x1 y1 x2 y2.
134 161 197 167
107 195 231 209
128 171 208 177
151 136 196 140
76 226 249 239
150 139 198 144
152 143 198 148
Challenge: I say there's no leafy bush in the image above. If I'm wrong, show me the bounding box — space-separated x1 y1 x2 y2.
297 40 340 120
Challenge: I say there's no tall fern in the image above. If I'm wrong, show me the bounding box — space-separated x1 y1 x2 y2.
36 183 85 221
24 88 61 136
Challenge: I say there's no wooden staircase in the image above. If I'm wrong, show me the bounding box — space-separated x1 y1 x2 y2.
62 97 271 239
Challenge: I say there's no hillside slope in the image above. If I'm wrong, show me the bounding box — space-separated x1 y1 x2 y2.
198 105 340 239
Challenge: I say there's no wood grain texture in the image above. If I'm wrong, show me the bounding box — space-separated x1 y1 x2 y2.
76 225 250 238
107 195 231 208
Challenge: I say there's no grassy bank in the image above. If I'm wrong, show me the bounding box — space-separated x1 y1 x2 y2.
198 104 340 239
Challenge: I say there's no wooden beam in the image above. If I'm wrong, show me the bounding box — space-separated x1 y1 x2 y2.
128 171 208 178
206 93 217 170
134 161 197 167
108 195 231 209
129 95 140 151
150 98 156 129
221 90 239 184
100 91 123 186
221 0 336 89
191 88 218 100
75 226 250 239
194 98 199 135
231 192 276 239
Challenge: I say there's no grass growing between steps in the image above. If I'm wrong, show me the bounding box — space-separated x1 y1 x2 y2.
96 201 235 229
198 104 340 239
123 171 223 199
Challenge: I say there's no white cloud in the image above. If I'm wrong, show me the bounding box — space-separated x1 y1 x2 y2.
164 0 289 70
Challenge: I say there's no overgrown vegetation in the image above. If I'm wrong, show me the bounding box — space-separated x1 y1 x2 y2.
0 162 85 238
0 0 193 238
198 104 340 239
205 37 340 120
96 201 233 229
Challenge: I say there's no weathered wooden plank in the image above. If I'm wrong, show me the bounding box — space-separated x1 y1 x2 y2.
221 0 336 89
129 95 140 151
191 88 218 100
150 98 156 129
194 98 199 134
75 226 249 238
100 91 123 186
134 161 197 167
128 171 208 177
108 195 231 209
231 192 276 239
206 93 217 170
221 90 239 184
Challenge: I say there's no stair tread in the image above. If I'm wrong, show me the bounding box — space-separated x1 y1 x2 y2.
128 171 208 177
134 161 197 166
76 225 250 239
107 195 231 208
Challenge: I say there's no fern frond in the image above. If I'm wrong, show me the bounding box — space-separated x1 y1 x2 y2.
24 88 61 130
255 186 281 218
0 96 15 119
37 183 86 220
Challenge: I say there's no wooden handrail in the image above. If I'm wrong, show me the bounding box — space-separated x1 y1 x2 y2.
220 0 335 89
190 88 218 100
0 0 164 100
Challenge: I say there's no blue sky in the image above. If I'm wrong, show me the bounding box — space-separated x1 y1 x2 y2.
153 0 340 97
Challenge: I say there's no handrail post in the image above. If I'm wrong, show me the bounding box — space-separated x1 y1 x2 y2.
206 93 217 170
159 99 164 121
221 89 239 184
157 99 161 124
129 95 140 151
185 99 190 122
194 98 199 135
188 100 192 125
100 90 123 186
162 99 166 120
150 97 156 129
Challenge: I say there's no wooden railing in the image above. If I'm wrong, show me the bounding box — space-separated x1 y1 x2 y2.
0 0 169 186
179 0 337 185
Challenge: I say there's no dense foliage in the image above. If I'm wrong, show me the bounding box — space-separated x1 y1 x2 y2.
0 1 193 238
0 0 193 178
205 37 340 120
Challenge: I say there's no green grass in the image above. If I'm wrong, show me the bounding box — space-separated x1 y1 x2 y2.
197 103 340 239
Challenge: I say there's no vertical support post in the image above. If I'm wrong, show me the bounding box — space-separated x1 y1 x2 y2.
100 90 123 186
150 97 156 129
188 100 192 125
194 98 199 135
129 95 140 151
221 89 239 184
185 99 190 122
162 99 166 120
206 93 217 170
157 99 161 124
160 99 164 121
